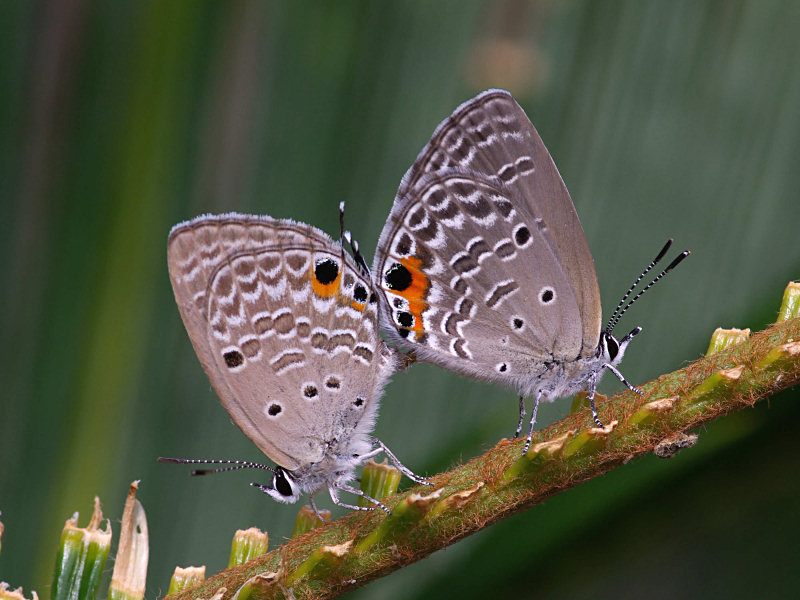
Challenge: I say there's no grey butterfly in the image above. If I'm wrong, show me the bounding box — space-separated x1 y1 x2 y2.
163 212 426 515
373 89 687 451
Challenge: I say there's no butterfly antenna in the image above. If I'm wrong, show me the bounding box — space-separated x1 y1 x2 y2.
606 246 690 333
604 239 673 332
158 457 276 477
339 201 371 276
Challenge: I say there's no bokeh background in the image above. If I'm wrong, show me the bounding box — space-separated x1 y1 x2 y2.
2 1 799 598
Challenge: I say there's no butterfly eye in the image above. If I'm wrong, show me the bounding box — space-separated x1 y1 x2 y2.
601 332 620 361
273 468 294 497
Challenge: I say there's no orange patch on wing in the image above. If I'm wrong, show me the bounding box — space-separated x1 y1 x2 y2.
350 300 366 312
310 264 341 298
392 256 429 339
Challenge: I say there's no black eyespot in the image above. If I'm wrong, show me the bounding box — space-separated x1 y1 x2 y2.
393 297 404 308
314 258 339 284
325 376 341 389
397 311 414 327
540 288 554 303
274 468 293 496
354 284 368 302
398 328 410 339
224 350 244 368
267 403 282 416
514 226 531 246
512 318 524 329
369 292 377 303
499 363 508 372
354 397 365 407
303 385 318 399
385 263 412 291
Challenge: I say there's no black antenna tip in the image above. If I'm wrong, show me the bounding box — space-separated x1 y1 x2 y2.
665 250 690 272
654 238 674 263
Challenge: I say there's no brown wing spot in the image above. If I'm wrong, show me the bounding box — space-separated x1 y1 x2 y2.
215 271 234 296
310 331 328 350
329 332 356 350
452 254 479 275
486 281 519 308
253 314 272 335
296 319 311 339
241 338 260 358
494 239 515 259
224 350 244 368
273 311 295 335
453 338 470 359
271 350 305 373
353 345 374 363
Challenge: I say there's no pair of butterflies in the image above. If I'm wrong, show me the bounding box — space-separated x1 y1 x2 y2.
163 89 687 515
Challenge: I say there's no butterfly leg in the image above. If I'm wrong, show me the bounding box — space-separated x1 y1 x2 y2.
522 391 543 454
514 395 526 438
308 495 328 523
330 482 390 513
604 363 643 396
586 387 605 428
372 437 431 485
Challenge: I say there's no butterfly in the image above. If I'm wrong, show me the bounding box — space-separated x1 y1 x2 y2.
373 89 687 451
162 212 426 517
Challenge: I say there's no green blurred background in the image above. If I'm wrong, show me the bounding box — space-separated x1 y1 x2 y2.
2 1 799 598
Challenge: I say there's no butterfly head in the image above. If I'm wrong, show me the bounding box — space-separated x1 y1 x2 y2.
261 466 302 504
597 326 641 368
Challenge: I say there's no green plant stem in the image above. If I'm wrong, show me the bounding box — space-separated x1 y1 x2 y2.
166 315 800 600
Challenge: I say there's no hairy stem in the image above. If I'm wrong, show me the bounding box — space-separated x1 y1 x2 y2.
167 314 800 600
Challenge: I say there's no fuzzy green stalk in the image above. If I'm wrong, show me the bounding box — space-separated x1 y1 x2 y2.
286 541 353 586
357 460 402 508
778 281 800 321
228 528 269 568
354 489 442 555
51 497 111 600
706 327 751 355
167 567 205 595
292 505 331 538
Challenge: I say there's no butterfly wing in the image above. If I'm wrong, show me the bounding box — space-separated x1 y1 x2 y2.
375 170 586 384
386 89 601 357
168 214 394 470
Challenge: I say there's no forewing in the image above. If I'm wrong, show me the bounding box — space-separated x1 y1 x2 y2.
394 89 601 354
375 171 584 382
168 215 391 470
